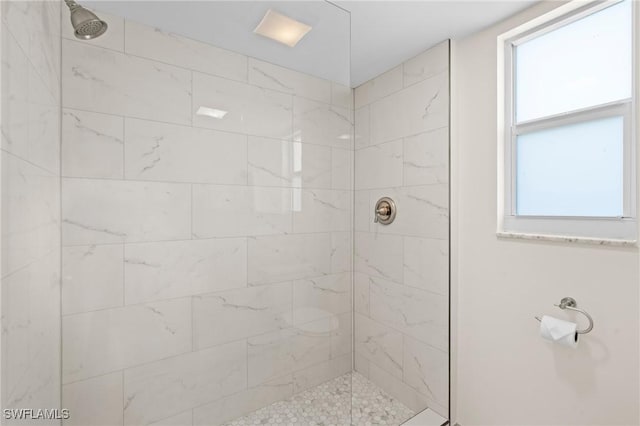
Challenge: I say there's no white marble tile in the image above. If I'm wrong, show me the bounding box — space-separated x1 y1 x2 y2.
192 185 292 238
3 0 61 98
247 323 332 387
296 142 332 189
62 178 191 245
248 137 294 187
403 41 449 88
124 118 247 184
62 244 123 315
62 109 124 179
403 127 449 186
403 237 449 296
248 58 331 103
292 353 352 394
355 139 403 190
355 65 403 109
354 353 370 379
369 277 448 352
63 40 191 125
293 189 350 234
353 44 450 417
293 97 352 149
403 336 449 411
123 341 246 426
369 185 448 238
248 233 332 285
193 72 292 139
293 273 351 325
331 232 352 274
1 263 35 404
354 313 403 379
62 8 124 52
370 185 449 239
193 375 294 426
62 298 192 383
126 20 247 82
331 147 353 190
247 133 347 191
62 372 123 426
1 1 61 419
2 251 60 416
354 106 371 150
370 72 448 145
1 27 60 174
149 411 193 426
354 272 370 316
2 152 60 276
330 312 353 359
124 238 247 305
1 25 29 163
354 232 403 283
354 190 370 233
331 82 353 109
26 67 60 173
193 282 292 349
368 363 429 413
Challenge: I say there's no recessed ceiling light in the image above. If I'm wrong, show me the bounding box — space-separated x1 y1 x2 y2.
196 106 228 119
336 134 352 140
254 9 312 48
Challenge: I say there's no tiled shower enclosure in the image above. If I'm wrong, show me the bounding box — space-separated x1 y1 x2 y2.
0 1 450 425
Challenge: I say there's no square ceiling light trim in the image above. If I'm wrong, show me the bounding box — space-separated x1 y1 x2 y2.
254 9 312 47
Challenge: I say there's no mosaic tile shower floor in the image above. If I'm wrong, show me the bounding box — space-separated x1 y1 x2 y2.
224 372 415 426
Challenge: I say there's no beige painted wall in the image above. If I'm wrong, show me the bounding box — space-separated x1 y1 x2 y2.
451 1 640 425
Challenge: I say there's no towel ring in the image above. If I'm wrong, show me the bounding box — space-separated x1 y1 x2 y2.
534 297 594 335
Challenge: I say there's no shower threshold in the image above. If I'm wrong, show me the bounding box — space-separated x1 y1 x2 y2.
223 372 415 426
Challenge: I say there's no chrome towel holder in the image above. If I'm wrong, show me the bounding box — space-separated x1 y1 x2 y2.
535 297 594 335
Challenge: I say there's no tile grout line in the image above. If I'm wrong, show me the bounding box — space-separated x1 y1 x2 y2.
191 294 195 352
122 369 125 426
63 36 342 109
60 105 354 152
61 173 444 194
58 8 64 421
122 243 125 307
1 148 59 177
61 230 373 250
190 184 194 240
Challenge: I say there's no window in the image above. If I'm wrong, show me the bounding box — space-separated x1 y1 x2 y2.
500 0 636 241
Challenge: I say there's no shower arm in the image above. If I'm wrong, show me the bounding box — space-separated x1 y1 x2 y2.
64 0 82 12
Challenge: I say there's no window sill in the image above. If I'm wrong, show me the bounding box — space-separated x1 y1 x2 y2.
496 231 637 247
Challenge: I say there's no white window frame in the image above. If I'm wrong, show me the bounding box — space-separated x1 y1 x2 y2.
497 0 638 242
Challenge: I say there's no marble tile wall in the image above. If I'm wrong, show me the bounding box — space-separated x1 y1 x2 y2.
1 1 62 424
353 40 450 418
60 14 353 426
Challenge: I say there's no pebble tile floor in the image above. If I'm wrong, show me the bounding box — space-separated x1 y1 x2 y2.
224 372 415 426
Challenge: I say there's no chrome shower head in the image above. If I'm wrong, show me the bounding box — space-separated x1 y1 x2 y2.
64 0 108 40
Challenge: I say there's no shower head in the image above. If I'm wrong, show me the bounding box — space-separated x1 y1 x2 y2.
64 0 108 40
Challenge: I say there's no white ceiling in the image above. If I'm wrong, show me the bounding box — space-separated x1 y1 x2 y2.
338 0 536 86
84 0 535 87
85 1 352 84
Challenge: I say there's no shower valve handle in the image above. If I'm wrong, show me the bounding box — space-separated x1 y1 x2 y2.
373 197 396 225
376 205 390 216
